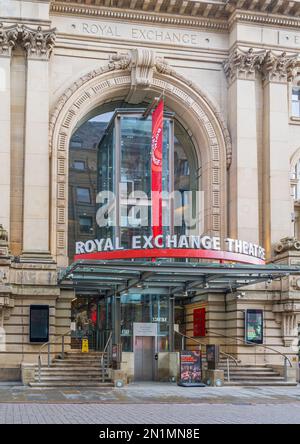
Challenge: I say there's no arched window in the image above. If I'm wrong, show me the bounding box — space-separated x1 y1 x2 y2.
68 104 198 261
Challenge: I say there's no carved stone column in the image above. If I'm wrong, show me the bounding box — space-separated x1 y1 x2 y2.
224 48 264 244
21 25 56 259
273 237 300 349
0 23 19 235
261 51 298 258
0 224 13 345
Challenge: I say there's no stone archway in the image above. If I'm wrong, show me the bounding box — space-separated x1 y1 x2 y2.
49 48 232 266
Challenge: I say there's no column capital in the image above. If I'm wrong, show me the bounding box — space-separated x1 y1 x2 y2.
0 23 19 57
223 47 265 85
21 25 56 60
261 50 298 84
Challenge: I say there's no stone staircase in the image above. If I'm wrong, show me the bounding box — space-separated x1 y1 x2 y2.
218 358 297 386
30 351 114 388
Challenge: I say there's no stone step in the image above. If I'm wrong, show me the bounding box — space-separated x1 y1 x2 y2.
47 364 109 371
223 381 297 387
221 367 280 372
52 358 107 364
34 376 111 381
36 371 109 377
218 366 274 371
29 382 114 388
223 371 281 377
226 376 285 381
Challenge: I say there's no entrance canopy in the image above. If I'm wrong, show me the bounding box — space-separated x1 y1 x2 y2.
58 260 299 296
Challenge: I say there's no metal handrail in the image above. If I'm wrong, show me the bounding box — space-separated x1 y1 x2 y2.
206 329 292 367
206 329 293 381
174 330 239 382
101 331 112 382
174 330 239 365
38 329 71 383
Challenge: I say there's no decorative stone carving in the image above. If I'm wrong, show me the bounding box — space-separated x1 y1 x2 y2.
0 23 19 56
223 47 265 83
21 25 56 60
126 48 157 103
275 237 300 254
108 52 131 71
0 225 9 257
282 313 298 347
131 48 156 87
261 50 298 83
49 54 232 261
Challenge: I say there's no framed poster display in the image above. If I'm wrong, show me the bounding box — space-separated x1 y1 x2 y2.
29 305 49 343
245 309 263 344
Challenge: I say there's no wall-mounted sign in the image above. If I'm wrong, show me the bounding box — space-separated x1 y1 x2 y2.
193 308 206 337
245 309 264 344
75 235 266 265
133 322 157 336
152 316 167 323
29 305 49 343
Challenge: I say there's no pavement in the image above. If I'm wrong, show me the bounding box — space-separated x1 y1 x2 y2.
0 383 300 423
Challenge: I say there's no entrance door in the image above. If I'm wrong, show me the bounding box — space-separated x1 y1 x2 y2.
134 336 155 381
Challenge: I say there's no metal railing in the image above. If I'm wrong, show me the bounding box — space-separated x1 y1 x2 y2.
206 329 293 382
37 329 71 383
101 331 113 382
174 330 239 382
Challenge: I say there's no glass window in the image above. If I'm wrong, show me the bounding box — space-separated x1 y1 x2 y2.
120 293 170 352
292 88 300 117
73 160 85 171
68 105 198 262
70 137 83 149
76 187 91 203
79 216 93 234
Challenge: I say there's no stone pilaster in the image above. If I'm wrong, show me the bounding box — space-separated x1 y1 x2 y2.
224 48 263 243
21 25 56 258
0 24 19 236
273 238 300 350
261 51 297 258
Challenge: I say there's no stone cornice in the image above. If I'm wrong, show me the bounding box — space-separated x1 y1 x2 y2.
50 1 300 19
229 9 300 31
49 1 300 32
50 3 229 32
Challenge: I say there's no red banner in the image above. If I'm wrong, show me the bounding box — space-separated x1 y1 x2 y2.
193 308 206 337
151 100 163 239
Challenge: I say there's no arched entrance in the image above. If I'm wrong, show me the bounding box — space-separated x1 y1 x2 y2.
50 48 231 266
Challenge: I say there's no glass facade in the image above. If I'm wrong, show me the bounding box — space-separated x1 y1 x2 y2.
68 104 198 353
96 110 174 248
121 293 170 352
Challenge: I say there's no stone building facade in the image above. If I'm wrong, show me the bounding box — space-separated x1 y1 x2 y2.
1 0 300 382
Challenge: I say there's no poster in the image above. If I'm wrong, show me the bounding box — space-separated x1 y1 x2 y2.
245 309 263 344
179 350 202 385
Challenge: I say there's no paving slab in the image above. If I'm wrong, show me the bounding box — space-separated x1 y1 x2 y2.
0 382 299 405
